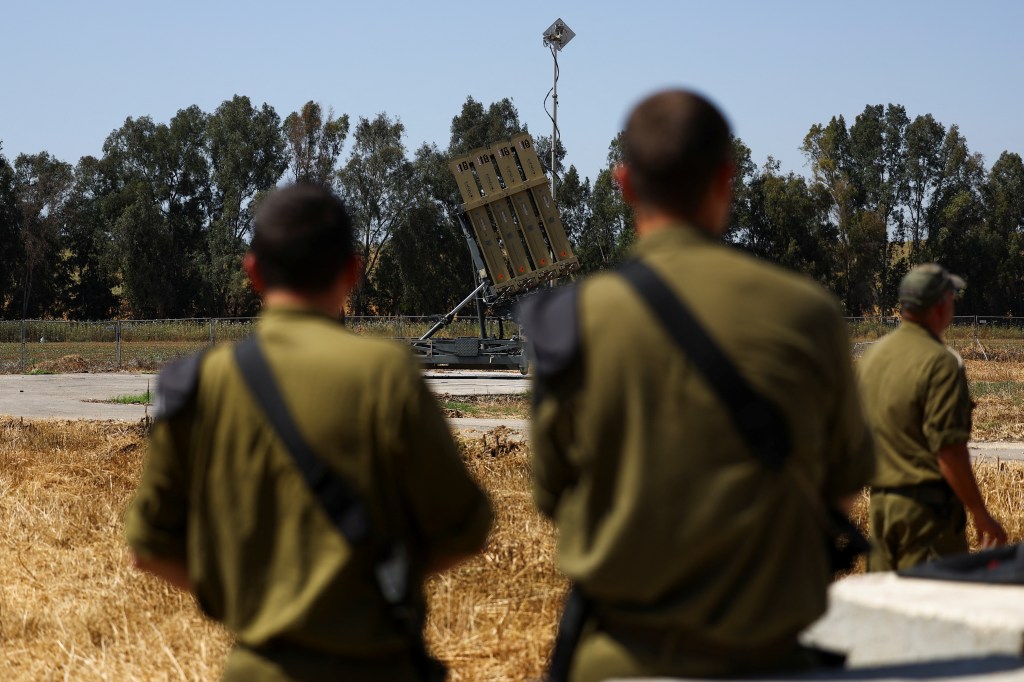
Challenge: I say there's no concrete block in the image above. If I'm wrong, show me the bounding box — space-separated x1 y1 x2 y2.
802 572 1024 666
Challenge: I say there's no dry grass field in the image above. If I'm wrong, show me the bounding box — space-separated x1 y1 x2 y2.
0 419 563 681
2 368 1023 680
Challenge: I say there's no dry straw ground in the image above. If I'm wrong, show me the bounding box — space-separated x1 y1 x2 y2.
0 419 563 681
3 362 1024 681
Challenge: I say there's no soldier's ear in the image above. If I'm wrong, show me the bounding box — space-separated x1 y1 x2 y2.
614 164 637 206
337 254 362 296
243 252 265 294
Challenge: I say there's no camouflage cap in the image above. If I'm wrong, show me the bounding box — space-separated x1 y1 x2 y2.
898 264 965 312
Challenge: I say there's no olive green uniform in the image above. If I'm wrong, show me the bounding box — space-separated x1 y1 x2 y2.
857 321 972 571
529 226 874 681
125 306 493 681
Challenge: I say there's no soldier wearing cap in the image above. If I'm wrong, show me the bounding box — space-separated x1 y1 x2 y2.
524 89 874 681
859 263 1006 572
124 183 493 681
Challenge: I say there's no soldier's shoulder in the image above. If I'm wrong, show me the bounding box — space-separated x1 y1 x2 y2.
518 283 581 379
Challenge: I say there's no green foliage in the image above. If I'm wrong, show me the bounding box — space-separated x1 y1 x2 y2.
339 113 417 315
110 390 152 405
283 101 349 186
0 145 24 317
7 95 1024 322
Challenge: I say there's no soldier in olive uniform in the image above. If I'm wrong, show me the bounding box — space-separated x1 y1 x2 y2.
524 90 874 681
859 264 1005 572
125 184 493 681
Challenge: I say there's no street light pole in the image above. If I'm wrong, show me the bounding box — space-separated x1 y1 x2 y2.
542 18 574 208
551 47 558 203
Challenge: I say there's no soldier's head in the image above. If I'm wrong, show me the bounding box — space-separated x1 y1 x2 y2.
245 183 357 309
615 89 733 236
899 263 964 333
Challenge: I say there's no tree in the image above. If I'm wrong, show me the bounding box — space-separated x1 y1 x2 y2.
0 144 23 317
448 97 524 155
576 133 633 273
847 104 910 311
206 95 287 316
734 157 836 284
102 107 212 317
207 95 288 241
283 101 348 186
985 152 1024 314
337 113 417 315
366 143 473 315
904 114 946 259
13 152 74 318
60 155 120 319
924 126 992 315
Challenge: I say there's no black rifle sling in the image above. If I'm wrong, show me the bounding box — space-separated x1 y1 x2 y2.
618 259 791 471
234 336 371 543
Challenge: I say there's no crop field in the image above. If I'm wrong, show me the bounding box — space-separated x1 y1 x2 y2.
2 419 1023 681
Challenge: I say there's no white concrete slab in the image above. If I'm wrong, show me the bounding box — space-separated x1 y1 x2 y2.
802 573 1024 667
610 656 1024 680
0 372 529 422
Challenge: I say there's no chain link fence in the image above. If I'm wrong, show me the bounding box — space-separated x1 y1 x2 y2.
3 314 1019 374
0 315 520 374
845 316 1024 360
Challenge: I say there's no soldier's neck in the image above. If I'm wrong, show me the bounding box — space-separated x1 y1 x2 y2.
262 289 345 318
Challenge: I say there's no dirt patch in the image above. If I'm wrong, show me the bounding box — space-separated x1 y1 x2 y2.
438 393 530 419
28 354 94 374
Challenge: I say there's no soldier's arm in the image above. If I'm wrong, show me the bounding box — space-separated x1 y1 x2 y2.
936 442 1007 548
124 357 200 591
392 357 493 570
124 418 193 589
520 285 583 518
530 383 578 518
923 354 1005 545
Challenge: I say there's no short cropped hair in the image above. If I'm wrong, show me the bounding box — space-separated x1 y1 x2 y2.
250 183 355 293
622 90 732 217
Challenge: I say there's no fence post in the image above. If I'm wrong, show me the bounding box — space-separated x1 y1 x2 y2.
209 318 215 346
20 319 26 373
116 321 122 370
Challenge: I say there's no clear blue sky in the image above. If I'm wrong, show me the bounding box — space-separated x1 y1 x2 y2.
3 0 1023 184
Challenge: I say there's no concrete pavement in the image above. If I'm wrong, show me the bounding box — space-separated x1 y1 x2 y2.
1 372 1022 456
0 372 530 433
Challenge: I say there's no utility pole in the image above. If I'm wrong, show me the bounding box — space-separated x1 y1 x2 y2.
542 18 575 207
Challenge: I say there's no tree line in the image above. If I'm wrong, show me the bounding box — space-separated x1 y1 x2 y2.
2 98 1022 320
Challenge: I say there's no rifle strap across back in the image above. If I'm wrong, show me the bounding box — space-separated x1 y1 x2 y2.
234 336 371 542
618 259 869 573
233 336 445 681
618 259 791 470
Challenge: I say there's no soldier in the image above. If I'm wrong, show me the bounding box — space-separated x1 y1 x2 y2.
522 89 874 681
124 183 493 681
859 264 1006 572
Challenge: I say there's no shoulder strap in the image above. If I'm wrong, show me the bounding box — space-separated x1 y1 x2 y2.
618 260 791 470
233 336 371 544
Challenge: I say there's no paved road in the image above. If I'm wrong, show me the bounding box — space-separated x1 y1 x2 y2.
2 372 1022 458
0 372 530 433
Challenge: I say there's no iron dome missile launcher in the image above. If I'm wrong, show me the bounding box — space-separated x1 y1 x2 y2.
407 133 578 372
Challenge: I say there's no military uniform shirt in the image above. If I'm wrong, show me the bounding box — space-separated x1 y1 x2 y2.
857 321 973 488
531 226 874 659
125 306 492 662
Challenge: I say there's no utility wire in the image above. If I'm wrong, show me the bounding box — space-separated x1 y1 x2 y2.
542 43 561 179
